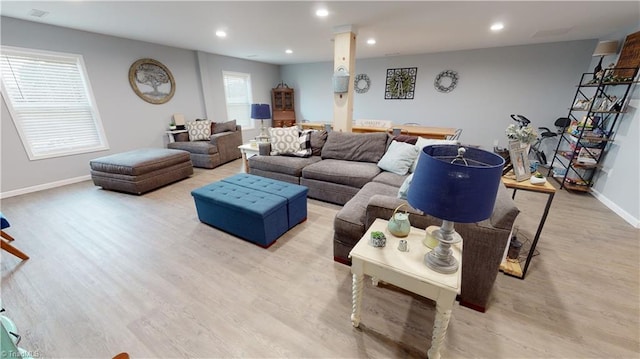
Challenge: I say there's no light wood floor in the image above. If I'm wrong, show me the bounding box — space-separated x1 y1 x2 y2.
1 159 638 358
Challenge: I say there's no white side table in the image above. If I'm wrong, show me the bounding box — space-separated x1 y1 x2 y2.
238 143 260 172
166 129 187 143
349 219 461 359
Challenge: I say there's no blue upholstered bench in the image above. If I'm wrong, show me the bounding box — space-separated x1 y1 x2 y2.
221 174 308 228
191 182 289 247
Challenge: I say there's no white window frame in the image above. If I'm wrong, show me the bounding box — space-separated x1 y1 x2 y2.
1 46 109 160
222 71 254 130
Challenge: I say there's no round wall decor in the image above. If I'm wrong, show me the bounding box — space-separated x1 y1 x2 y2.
434 70 458 93
128 58 175 104
354 73 371 94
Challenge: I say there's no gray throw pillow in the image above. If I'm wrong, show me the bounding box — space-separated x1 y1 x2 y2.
213 120 237 134
310 130 328 156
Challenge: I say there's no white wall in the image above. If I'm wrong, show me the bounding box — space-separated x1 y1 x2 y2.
1 17 205 194
282 38 640 227
1 17 279 195
589 25 640 227
197 51 280 142
281 40 595 151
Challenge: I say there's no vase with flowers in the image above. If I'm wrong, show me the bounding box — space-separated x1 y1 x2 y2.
505 123 537 152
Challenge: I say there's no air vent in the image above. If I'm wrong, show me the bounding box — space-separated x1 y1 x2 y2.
29 9 49 18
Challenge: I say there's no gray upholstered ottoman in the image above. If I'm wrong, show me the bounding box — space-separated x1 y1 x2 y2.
90 148 193 194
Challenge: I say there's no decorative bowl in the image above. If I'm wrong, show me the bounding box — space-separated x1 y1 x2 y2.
530 175 547 185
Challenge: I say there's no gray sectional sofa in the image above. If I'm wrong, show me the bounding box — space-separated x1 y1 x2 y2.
249 130 519 312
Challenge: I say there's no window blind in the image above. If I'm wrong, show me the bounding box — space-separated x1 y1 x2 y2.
1 47 108 160
222 71 253 129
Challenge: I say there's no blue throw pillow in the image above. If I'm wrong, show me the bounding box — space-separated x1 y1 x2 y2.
377 140 419 175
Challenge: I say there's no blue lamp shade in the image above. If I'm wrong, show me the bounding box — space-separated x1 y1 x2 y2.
251 104 271 120
407 145 505 223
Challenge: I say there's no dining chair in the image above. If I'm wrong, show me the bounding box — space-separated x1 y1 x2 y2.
0 212 29 260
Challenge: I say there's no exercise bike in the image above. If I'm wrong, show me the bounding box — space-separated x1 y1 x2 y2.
510 114 571 167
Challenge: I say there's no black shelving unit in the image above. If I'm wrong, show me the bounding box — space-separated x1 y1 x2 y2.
548 67 638 192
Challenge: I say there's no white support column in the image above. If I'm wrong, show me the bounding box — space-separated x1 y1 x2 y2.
333 26 356 133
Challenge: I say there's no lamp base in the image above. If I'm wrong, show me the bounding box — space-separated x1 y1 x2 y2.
424 220 462 274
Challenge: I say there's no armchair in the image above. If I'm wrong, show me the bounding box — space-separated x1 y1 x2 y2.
168 123 243 169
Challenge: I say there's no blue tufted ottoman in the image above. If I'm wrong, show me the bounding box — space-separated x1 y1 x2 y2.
191 182 289 248
221 174 308 228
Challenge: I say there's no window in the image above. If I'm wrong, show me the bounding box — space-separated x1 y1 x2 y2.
222 71 253 129
1 46 108 160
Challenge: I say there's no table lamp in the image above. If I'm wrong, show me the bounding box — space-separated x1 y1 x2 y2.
592 40 618 78
407 145 504 274
251 103 271 142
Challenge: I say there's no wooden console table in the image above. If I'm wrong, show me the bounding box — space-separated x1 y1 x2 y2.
299 123 456 140
500 176 556 279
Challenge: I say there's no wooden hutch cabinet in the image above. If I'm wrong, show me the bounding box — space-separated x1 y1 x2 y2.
271 83 296 127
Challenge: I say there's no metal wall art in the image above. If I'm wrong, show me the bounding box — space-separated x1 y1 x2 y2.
354 73 371 94
128 58 175 104
385 67 417 100
434 70 458 93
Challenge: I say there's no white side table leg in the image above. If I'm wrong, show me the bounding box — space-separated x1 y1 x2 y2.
427 302 452 359
351 273 364 327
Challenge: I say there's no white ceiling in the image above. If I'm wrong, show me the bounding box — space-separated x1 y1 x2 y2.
1 1 639 65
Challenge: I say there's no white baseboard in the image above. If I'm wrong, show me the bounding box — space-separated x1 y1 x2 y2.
0 175 92 199
591 188 640 228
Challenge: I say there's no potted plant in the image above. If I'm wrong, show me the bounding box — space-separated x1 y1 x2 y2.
369 231 386 247
169 119 177 130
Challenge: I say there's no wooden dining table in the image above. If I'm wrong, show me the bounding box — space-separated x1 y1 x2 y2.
299 122 456 140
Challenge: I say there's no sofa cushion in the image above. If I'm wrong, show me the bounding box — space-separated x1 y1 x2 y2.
270 126 301 155
372 171 408 188
397 173 413 199
302 159 381 188
310 130 328 156
168 141 219 155
249 155 322 177
321 131 389 163
186 120 212 141
377 140 419 175
334 182 399 247
213 120 237 134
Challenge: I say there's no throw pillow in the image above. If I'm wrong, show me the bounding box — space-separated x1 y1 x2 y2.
310 130 328 156
397 173 414 200
213 120 237 134
409 137 459 173
269 126 301 155
377 140 419 176
282 130 313 158
185 120 212 141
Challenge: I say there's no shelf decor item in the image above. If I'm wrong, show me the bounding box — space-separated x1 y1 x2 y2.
434 70 459 93
407 145 504 274
251 103 271 143
369 231 386 247
591 40 619 79
128 58 175 104
384 67 417 100
387 204 410 237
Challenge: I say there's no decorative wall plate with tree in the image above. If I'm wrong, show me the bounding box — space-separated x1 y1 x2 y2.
128 58 175 104
384 67 417 100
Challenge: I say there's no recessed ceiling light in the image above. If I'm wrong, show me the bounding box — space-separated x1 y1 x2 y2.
215 30 227 38
316 9 329 17
490 23 504 31
285 49 293 54
367 38 376 45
